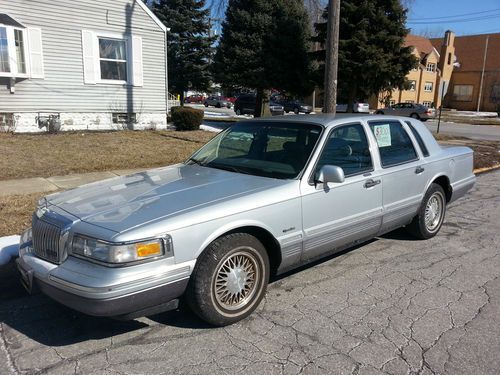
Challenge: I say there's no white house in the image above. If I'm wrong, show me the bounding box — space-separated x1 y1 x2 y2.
0 0 169 132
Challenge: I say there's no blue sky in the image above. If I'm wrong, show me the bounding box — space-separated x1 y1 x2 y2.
407 0 500 36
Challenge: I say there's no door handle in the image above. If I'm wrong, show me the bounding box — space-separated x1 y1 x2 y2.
364 179 381 188
415 166 425 174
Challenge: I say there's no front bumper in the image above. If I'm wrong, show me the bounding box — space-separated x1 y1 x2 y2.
17 249 194 318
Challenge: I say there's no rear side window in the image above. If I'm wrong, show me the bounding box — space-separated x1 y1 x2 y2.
406 121 430 157
316 123 373 177
369 121 418 167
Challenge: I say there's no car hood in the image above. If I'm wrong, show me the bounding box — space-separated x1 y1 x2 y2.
46 164 289 233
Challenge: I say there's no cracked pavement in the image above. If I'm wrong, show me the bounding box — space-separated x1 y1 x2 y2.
0 170 499 375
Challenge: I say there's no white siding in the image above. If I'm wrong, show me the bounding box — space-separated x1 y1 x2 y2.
0 0 166 113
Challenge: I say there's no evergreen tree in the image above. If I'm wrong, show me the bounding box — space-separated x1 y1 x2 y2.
313 0 418 111
152 0 214 104
214 0 314 117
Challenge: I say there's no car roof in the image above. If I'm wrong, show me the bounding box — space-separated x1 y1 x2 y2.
242 113 411 128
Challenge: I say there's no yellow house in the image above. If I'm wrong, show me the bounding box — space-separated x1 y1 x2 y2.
371 31 455 109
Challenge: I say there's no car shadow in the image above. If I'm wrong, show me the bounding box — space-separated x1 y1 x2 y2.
0 228 416 347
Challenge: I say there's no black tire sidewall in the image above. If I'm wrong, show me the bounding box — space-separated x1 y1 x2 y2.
411 184 446 239
187 233 270 326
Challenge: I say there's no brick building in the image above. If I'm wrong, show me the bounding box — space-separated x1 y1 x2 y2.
431 33 500 112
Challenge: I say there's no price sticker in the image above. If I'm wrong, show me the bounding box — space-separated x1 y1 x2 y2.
373 124 391 147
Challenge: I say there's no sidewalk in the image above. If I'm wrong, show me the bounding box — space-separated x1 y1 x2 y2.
0 168 147 197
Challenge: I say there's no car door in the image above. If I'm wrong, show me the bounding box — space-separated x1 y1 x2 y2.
301 122 383 261
366 119 428 233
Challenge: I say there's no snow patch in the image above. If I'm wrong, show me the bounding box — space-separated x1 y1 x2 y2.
0 235 20 266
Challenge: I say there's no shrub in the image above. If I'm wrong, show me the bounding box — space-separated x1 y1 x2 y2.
171 106 203 131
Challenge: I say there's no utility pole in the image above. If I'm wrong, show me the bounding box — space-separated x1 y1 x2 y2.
477 35 489 112
323 0 341 114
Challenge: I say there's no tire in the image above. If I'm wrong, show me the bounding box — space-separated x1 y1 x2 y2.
204 102 209 107
186 233 270 326
235 108 242 116
293 107 299 114
376 111 384 115
216 103 221 108
410 113 420 119
407 183 447 240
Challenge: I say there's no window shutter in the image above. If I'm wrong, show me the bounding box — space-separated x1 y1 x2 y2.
27 28 44 79
81 30 97 84
130 35 143 86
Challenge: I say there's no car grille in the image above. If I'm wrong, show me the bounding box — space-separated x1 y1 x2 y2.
32 214 63 264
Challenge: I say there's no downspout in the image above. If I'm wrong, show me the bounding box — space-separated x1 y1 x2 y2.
165 27 170 122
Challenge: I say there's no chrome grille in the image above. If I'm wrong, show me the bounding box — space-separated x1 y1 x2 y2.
32 215 62 264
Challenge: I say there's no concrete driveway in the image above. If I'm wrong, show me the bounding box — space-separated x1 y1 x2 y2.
1 170 499 375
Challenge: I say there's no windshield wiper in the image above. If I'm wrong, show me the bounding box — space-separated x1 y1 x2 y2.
208 163 252 175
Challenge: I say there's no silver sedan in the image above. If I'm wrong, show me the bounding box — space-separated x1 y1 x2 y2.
17 115 475 326
376 102 436 121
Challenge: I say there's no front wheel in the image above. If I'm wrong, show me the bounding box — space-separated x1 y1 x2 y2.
293 107 299 114
186 233 270 326
204 102 209 107
407 183 446 239
410 113 420 119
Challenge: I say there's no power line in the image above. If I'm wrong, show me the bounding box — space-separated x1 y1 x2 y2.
408 8 500 21
408 13 500 24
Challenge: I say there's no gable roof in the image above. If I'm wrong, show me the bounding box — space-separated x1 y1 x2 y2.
136 0 166 32
430 33 500 72
405 34 439 60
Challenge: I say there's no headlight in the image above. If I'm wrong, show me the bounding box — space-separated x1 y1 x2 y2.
19 228 33 250
71 235 172 265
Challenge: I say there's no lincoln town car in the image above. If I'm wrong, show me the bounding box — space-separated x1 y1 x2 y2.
17 115 476 326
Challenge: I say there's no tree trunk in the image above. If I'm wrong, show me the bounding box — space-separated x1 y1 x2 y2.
255 88 272 117
323 0 340 114
180 91 185 106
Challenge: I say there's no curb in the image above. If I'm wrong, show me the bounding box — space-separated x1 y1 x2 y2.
473 165 500 175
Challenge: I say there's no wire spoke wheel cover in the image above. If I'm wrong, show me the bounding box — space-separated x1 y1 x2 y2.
424 191 444 232
213 249 260 311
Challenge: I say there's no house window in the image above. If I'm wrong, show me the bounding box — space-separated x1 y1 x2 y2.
99 38 127 81
422 101 432 107
0 25 28 76
405 100 414 104
491 85 500 101
426 63 436 72
424 82 433 92
453 85 473 102
409 80 416 91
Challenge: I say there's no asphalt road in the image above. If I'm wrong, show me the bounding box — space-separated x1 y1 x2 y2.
425 120 500 142
1 171 498 375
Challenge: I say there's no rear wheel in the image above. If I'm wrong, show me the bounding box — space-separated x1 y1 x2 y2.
216 103 221 108
410 113 420 119
293 107 299 114
204 102 209 107
186 233 270 326
407 183 446 239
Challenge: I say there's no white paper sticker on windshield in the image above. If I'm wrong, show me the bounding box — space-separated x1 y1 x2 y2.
373 124 391 147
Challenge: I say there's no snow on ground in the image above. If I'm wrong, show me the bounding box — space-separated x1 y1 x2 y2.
200 124 224 133
0 235 20 266
446 111 498 118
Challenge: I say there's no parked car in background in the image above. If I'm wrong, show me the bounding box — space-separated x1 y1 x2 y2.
376 103 436 121
204 96 232 108
185 94 205 104
225 96 237 104
280 99 313 114
336 101 370 113
234 94 284 116
17 115 475 326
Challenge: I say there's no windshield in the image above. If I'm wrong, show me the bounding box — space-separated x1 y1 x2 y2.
187 122 323 179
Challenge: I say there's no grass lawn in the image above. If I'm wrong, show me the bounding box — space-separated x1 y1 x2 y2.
0 130 216 181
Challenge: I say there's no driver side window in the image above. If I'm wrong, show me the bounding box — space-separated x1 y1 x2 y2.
316 123 373 177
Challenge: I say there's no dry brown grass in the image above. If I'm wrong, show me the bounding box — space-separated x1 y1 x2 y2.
0 193 43 236
0 130 216 181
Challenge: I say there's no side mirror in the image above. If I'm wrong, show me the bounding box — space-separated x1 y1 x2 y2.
315 165 345 185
